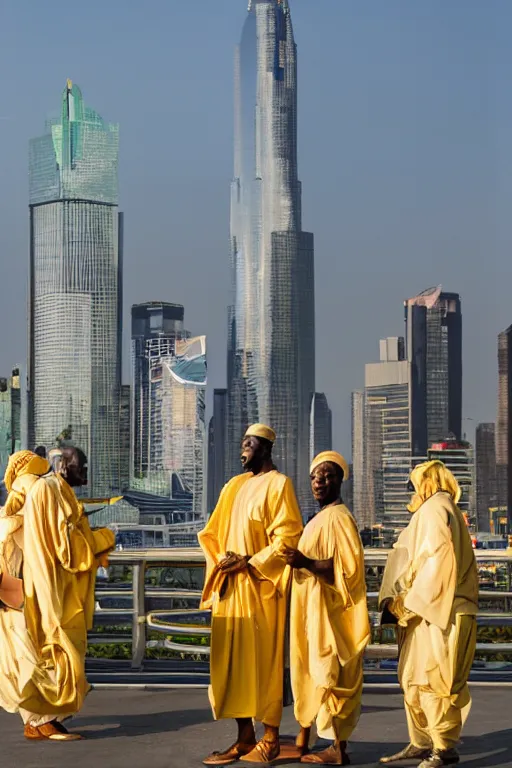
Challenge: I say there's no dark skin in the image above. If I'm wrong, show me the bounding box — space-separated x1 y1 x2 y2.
284 462 348 766
59 447 88 488
205 435 280 765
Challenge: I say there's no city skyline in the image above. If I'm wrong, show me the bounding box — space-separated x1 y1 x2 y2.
0 0 508 459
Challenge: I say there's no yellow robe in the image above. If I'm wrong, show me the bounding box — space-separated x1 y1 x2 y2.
379 491 478 751
291 504 370 742
198 470 303 727
0 471 115 724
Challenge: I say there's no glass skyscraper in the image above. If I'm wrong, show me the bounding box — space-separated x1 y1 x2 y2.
28 81 122 495
131 303 206 515
226 0 315 506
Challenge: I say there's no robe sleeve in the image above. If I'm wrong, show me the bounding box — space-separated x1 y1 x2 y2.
198 481 236 609
77 516 116 557
323 510 365 611
400 503 457 630
248 477 303 589
23 478 95 578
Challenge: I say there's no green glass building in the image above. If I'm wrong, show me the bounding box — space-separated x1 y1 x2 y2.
28 81 122 495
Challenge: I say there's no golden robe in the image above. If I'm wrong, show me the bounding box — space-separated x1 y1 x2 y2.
0 471 115 725
291 504 370 742
199 470 303 727
379 491 478 751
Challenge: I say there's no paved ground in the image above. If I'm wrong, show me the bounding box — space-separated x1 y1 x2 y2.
1 686 511 768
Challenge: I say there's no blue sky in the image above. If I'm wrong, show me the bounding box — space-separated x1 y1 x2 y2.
0 0 510 455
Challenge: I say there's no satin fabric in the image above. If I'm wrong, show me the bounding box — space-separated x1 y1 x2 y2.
199 470 303 726
379 491 478 751
291 504 370 741
0 470 115 723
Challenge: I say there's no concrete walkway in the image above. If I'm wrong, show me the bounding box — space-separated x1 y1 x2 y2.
1 686 511 768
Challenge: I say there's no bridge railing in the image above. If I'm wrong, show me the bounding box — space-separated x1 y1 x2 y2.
90 548 512 671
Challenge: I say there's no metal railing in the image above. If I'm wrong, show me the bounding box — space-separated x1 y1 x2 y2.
90 548 512 672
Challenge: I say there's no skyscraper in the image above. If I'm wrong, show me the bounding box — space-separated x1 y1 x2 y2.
0 368 21 478
405 287 462 453
208 388 227 513
475 423 496 533
496 327 512 528
363 337 413 530
310 393 332 460
28 81 122 495
226 0 315 506
131 304 206 514
131 302 187 488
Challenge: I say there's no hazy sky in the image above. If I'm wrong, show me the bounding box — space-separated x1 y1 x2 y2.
0 0 510 457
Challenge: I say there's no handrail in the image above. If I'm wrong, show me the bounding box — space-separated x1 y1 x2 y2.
90 548 512 672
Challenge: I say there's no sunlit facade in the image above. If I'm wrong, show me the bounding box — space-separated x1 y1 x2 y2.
226 0 315 507
28 81 122 495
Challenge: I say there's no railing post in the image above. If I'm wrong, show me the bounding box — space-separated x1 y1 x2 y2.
131 559 146 670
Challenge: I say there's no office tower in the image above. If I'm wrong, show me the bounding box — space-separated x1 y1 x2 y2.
119 384 131 492
364 337 413 530
131 302 187 488
207 388 227 514
351 390 367 527
226 0 315 508
475 423 496 533
310 393 332 460
28 81 122 495
405 287 462 453
131 303 206 515
0 368 21 478
428 438 474 525
496 327 512 529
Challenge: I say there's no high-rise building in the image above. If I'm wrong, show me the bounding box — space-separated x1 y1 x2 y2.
28 81 122 495
351 390 367 527
496 327 512 528
428 438 474 525
475 422 497 533
207 388 227 514
131 303 206 515
405 287 462 454
119 384 131 493
131 302 187 487
310 393 332 460
226 0 315 508
364 337 414 530
0 368 21 478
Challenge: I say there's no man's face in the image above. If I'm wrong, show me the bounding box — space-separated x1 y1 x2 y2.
65 450 88 488
311 461 341 506
240 436 263 473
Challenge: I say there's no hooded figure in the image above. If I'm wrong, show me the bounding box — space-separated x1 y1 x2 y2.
379 461 478 768
0 449 115 741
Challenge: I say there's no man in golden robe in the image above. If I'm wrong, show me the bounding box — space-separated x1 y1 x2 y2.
0 448 115 741
284 451 370 766
379 461 478 768
198 424 303 765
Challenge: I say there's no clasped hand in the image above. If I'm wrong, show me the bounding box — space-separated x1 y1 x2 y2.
219 552 250 574
283 546 310 570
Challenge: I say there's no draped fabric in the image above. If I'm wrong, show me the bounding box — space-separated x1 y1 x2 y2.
0 469 115 723
199 470 303 726
379 491 478 751
291 504 370 741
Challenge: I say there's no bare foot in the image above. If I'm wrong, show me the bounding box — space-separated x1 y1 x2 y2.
295 727 311 756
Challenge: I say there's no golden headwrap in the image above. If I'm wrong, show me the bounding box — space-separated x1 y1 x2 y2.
310 451 350 481
244 424 276 444
407 459 461 514
3 450 50 517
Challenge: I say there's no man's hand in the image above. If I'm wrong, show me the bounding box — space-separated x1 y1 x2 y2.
283 546 311 570
219 552 250 574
